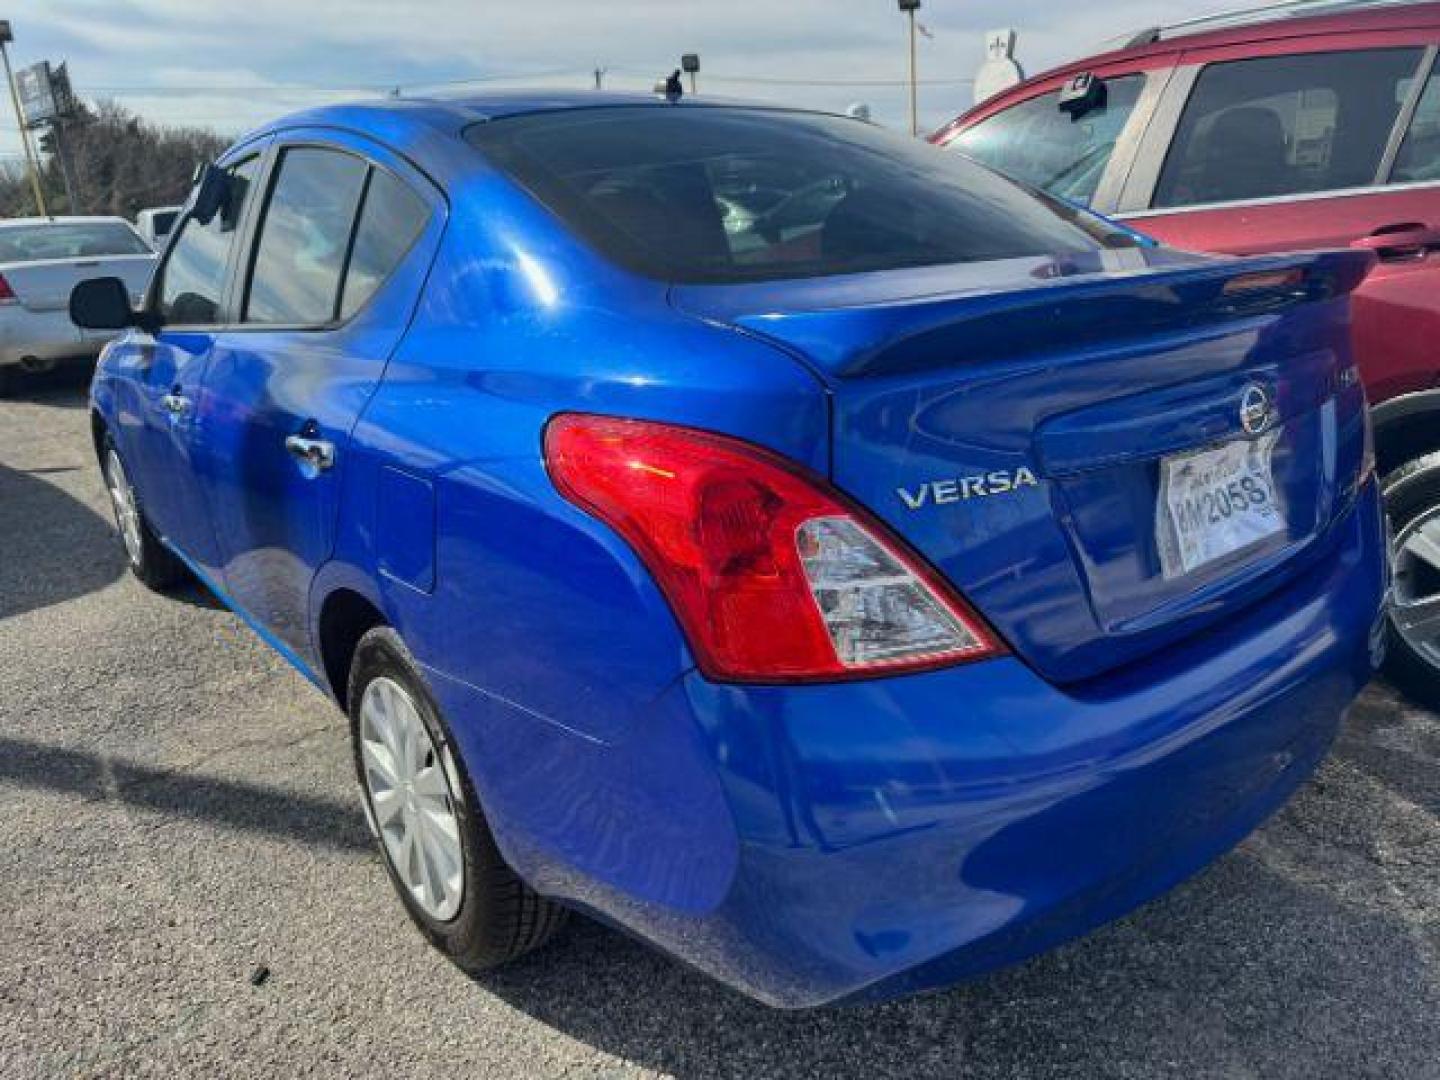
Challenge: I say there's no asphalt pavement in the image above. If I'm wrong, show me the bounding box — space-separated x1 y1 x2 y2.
2 370 1438 1079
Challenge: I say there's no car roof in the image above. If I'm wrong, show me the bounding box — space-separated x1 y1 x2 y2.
945 0 1440 135
241 90 834 146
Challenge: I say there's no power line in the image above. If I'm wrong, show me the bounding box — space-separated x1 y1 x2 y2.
76 68 974 97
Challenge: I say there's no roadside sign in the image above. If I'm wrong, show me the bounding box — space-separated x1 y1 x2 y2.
16 60 57 126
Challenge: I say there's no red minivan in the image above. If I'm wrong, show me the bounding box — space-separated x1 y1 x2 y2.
937 0 1440 697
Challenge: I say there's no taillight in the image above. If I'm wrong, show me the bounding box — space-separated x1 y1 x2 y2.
0 273 15 304
543 414 1003 683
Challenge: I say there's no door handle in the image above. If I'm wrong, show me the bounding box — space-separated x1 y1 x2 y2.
284 434 336 471
160 391 190 417
1351 222 1440 261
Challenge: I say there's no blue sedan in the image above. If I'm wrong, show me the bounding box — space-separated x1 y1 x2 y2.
72 92 1387 1007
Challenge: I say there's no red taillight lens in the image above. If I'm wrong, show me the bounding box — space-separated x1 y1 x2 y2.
544 413 1003 682
0 273 15 304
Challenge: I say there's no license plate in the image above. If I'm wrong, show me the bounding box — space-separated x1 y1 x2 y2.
1157 435 1283 579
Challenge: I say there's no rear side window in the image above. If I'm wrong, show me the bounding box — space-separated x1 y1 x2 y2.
245 147 368 324
1392 68 1440 184
948 75 1146 206
466 107 1135 285
339 169 429 319
0 221 150 262
1154 48 1424 208
157 157 260 325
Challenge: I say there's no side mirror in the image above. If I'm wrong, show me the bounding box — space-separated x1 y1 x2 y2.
1058 72 1106 119
190 163 230 225
70 276 137 331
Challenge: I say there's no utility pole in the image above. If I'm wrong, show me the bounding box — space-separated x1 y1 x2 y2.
0 22 47 216
46 121 78 211
898 0 921 137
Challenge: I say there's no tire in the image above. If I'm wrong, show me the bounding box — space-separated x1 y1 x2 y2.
1383 450 1440 707
100 436 188 591
0 366 14 397
347 626 565 971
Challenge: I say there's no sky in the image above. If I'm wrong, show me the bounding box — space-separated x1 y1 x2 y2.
0 0 1240 159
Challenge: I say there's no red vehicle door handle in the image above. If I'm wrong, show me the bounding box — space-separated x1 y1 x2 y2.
1351 222 1440 260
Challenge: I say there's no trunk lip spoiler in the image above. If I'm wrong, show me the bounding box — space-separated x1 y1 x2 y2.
673 249 1372 382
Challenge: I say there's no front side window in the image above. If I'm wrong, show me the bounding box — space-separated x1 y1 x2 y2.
1392 68 1440 184
947 75 1146 206
466 107 1136 285
156 156 260 325
1154 48 1424 209
244 147 368 325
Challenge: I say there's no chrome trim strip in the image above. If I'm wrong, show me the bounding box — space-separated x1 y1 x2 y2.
1093 64 1181 215
1119 176 1440 219
1116 64 1200 213
1091 69 1174 214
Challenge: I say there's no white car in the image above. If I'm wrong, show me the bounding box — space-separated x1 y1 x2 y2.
0 216 156 394
134 205 182 251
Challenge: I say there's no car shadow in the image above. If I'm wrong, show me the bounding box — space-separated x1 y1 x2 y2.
0 460 126 620
0 735 371 854
0 362 94 408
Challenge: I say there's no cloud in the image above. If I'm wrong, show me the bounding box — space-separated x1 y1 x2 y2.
1 0 1226 156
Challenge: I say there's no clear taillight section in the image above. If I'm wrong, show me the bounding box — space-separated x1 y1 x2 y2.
796 516 986 667
544 413 1002 683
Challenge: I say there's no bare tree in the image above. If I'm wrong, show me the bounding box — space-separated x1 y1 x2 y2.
0 99 229 218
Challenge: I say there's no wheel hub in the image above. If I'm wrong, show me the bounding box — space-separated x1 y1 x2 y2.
359 676 465 922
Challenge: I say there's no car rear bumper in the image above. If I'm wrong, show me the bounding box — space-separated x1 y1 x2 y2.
0 306 109 368
432 480 1386 1007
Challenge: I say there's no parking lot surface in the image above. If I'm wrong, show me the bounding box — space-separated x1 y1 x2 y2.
2 372 1438 1079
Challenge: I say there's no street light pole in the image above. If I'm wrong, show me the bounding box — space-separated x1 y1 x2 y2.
0 23 46 217
898 0 921 137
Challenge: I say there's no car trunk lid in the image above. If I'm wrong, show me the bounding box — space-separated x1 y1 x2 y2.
0 254 154 313
672 247 1373 684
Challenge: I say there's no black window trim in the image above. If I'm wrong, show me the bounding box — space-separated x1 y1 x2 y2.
144 135 436 336
144 149 267 332
1137 43 1436 215
238 143 390 332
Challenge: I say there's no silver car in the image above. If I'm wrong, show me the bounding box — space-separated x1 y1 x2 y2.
0 216 156 394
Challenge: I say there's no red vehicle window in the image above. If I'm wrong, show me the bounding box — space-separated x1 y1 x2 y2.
1154 48 1424 208
948 75 1147 206
1392 67 1440 184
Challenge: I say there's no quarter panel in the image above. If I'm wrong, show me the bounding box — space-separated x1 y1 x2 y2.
342 167 830 747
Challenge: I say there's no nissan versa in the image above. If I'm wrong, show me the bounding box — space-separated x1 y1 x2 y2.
73 93 1387 1007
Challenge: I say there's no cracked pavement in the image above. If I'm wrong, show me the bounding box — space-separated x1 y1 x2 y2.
2 370 1438 1079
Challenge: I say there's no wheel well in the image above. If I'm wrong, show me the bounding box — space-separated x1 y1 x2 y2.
89 409 108 461
1376 411 1440 479
318 589 387 711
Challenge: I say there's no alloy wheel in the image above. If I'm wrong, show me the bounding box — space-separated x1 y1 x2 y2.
359 676 465 922
104 449 143 568
1390 504 1440 671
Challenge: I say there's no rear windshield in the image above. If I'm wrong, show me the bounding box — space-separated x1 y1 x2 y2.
0 221 151 263
465 106 1133 284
